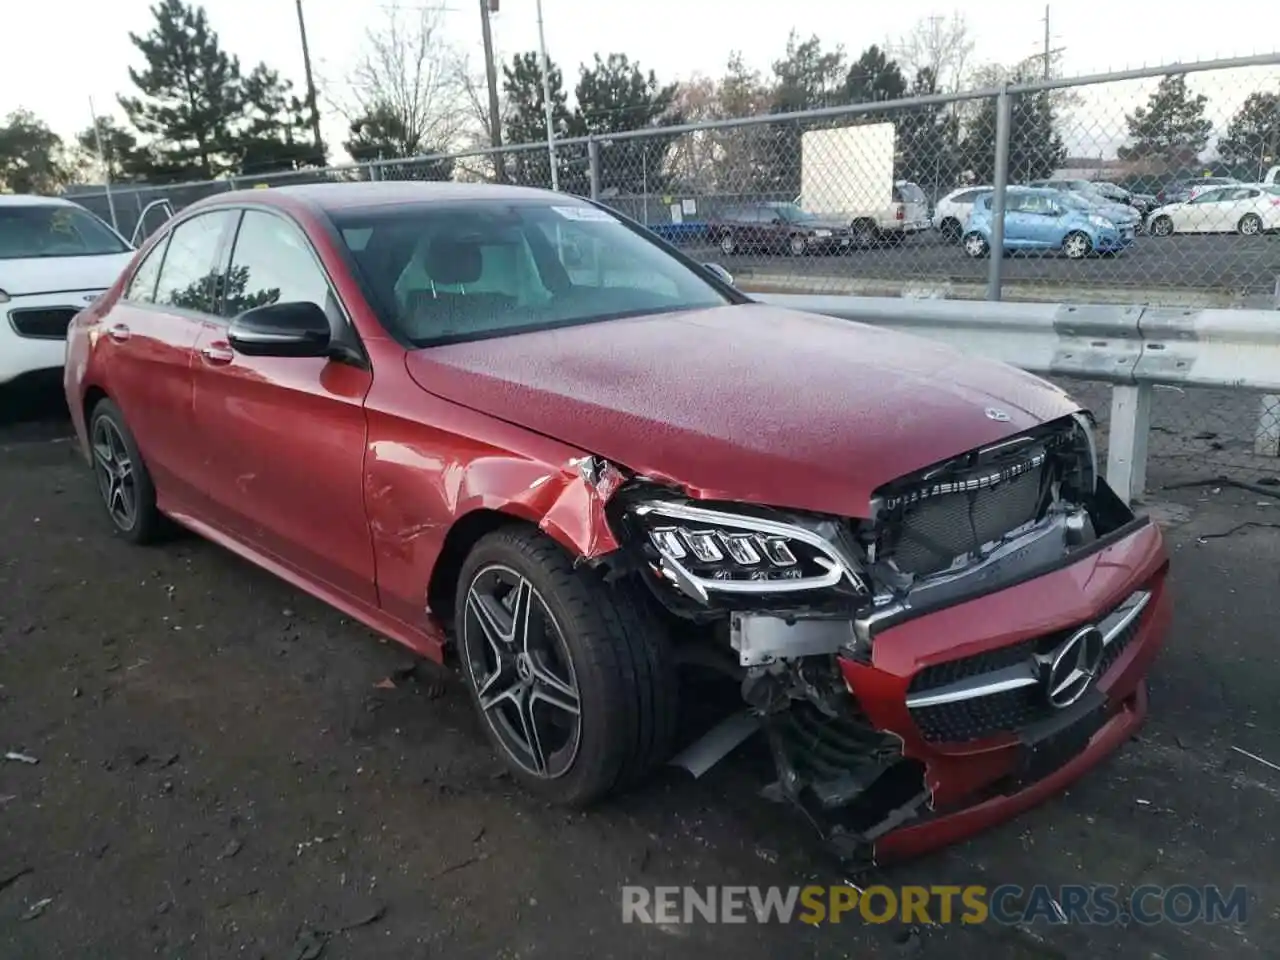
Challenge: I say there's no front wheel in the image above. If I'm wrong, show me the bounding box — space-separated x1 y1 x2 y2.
456 527 677 806
962 232 989 258
788 234 808 256
718 231 737 256
1063 231 1092 260
1239 213 1263 236
1150 215 1174 238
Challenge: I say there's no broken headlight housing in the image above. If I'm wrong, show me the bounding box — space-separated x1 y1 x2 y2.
629 500 869 605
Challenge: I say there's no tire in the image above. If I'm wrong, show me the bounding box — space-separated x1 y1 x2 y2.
851 220 878 248
961 232 989 258
1063 231 1092 260
1150 215 1174 238
1239 213 1263 236
87 398 167 544
940 218 963 243
718 231 736 256
788 234 807 257
455 527 677 806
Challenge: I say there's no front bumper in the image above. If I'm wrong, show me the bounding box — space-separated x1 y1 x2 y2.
1094 228 1135 253
1 290 101 386
836 516 1169 863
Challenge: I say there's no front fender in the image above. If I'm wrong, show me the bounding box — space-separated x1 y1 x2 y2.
363 405 621 631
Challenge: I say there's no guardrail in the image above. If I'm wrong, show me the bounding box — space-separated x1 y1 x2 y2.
756 294 1280 504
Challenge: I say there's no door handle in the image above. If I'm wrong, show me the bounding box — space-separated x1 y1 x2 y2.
107 323 131 342
200 343 235 365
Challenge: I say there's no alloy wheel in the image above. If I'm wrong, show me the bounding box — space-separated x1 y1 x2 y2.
963 233 987 258
92 416 137 531
1064 232 1090 259
789 235 807 256
1240 214 1262 236
719 233 736 255
462 565 582 779
1152 217 1173 237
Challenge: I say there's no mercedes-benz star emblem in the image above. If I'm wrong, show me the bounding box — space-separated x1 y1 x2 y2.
1044 625 1105 708
984 407 1011 422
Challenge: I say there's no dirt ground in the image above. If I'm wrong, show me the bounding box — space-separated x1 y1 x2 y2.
3 388 1279 959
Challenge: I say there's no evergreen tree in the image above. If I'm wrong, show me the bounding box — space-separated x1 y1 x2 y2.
118 0 245 180
501 51 572 188
1118 73 1212 166
1216 90 1280 176
0 109 69 193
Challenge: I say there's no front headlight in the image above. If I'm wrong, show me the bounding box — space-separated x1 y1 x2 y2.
629 500 868 604
1089 215 1114 229
812 229 832 238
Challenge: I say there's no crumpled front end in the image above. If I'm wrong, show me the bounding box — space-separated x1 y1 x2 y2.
600 412 1171 866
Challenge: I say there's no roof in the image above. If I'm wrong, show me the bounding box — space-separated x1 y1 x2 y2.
209 180 568 213
0 194 80 208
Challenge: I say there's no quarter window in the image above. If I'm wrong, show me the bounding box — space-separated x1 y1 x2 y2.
153 211 236 313
124 237 169 303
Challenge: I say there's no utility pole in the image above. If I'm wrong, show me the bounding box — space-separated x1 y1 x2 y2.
1039 5 1066 80
479 0 506 182
294 0 324 156
535 0 558 191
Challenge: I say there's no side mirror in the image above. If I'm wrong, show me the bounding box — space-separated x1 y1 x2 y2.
703 262 735 286
228 301 331 358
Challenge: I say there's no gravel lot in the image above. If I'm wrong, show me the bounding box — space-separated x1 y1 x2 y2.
3 387 1279 959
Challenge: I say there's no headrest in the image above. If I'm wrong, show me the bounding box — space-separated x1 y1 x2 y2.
425 236 482 286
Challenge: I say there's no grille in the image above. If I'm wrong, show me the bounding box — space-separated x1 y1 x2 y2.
907 596 1143 744
8 307 78 339
892 464 1045 576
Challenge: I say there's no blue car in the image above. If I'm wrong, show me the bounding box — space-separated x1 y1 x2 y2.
962 187 1135 259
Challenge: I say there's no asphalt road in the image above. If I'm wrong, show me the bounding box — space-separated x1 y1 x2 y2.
688 231 1280 295
4 393 1280 958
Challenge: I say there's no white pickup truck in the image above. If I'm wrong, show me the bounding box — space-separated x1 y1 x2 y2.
796 123 930 246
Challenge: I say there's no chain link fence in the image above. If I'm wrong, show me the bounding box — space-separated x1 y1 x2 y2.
58 53 1280 495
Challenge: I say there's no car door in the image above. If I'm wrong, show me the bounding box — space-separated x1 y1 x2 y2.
1182 188 1229 232
190 208 378 605
1001 194 1036 248
99 209 237 512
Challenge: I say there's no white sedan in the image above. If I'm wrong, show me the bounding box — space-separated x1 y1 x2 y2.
1147 184 1280 237
932 185 991 243
0 195 134 388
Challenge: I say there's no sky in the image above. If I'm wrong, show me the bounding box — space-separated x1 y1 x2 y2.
3 0 1280 166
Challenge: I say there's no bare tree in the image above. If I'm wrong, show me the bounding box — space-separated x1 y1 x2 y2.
342 6 468 161
893 13 975 93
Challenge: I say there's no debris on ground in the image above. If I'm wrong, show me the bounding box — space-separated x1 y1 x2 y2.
373 678 397 690
20 897 53 921
218 838 244 860
0 866 33 892
1231 745 1280 774
4 750 38 764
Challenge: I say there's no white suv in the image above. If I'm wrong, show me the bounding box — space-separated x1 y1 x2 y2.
933 186 992 243
0 195 134 387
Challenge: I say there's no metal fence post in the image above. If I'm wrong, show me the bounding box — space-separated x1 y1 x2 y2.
369 162 381 182
588 138 601 201
986 84 1012 302
1107 384 1153 504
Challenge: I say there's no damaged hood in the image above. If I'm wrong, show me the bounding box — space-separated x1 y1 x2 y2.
404 303 1081 518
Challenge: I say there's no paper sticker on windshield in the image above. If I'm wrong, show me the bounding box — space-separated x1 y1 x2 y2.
552 206 616 222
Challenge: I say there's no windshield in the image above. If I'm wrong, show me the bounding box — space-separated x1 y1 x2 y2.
0 204 130 260
331 200 733 347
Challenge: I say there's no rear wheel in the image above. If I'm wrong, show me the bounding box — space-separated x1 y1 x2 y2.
1150 215 1174 238
1063 231 1092 260
718 231 737 255
456 527 677 806
88 399 167 544
851 219 878 248
962 232 989 258
1239 213 1263 236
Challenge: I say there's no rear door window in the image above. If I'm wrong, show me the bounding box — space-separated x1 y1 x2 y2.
152 211 236 314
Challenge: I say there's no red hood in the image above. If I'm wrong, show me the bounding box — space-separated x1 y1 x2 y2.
404 304 1080 517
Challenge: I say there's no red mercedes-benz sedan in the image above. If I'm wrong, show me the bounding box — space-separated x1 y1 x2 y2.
64 182 1170 866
